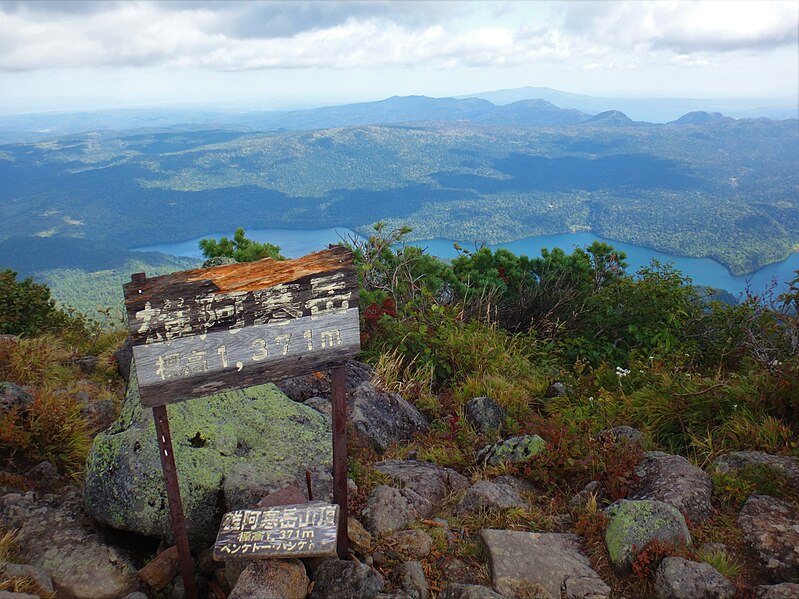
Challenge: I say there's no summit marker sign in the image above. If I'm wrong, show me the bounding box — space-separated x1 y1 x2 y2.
123 245 360 407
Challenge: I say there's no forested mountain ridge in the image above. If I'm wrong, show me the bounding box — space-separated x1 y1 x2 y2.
0 108 796 279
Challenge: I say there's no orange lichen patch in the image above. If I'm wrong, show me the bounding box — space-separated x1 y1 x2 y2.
187 246 354 293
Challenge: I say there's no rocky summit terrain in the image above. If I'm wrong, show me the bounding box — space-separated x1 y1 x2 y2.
1 340 798 599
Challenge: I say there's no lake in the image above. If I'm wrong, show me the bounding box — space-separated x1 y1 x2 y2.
133 228 799 298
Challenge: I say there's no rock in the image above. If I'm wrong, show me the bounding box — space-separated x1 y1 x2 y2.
562 575 615 598
654 557 735 599
464 397 507 436
394 561 429 599
604 499 692 572
83 365 333 546
305 396 332 417
122 594 149 599
138 545 179 591
545 382 570 398
255 485 308 508
308 559 384 599
599 426 644 446
81 399 118 434
374 461 470 501
0 562 54 594
0 592 39 599
569 481 603 511
0 488 139 599
629 451 713 523
27 461 60 483
457 480 527 514
362 461 469 534
197 547 220 576
386 529 433 560
477 435 546 466
349 517 374 555
349 382 429 453
113 337 133 384
278 361 373 402
479 529 610 599
229 559 309 599
202 256 238 268
756 583 799 598
712 451 799 493
738 494 799 582
362 485 431 535
72 355 99 374
437 557 484 586
491 475 538 495
439 584 506 599
0 382 32 414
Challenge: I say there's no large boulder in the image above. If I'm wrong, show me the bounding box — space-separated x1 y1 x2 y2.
229 559 309 599
738 494 799 583
83 365 333 546
308 559 384 599
457 480 527 515
629 451 713 523
604 500 692 572
0 488 139 599
463 397 507 436
479 529 610 599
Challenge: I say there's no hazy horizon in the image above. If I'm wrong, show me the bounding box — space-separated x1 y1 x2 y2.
1 1 797 114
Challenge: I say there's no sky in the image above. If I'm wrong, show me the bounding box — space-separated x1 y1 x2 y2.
0 0 797 112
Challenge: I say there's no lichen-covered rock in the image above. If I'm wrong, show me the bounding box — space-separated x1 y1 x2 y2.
654 557 735 599
477 435 546 466
277 360 373 402
713 451 799 493
457 480 527 514
464 397 507 436
229 559 309 599
83 365 332 546
0 488 138 599
738 494 799 583
480 529 610 599
394 561 429 599
604 500 692 572
308 559 384 599
630 451 713 522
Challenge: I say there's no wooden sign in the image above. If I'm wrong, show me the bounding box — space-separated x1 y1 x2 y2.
212 502 339 560
123 246 360 407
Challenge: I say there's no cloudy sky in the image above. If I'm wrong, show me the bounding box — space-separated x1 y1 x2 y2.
1 0 797 112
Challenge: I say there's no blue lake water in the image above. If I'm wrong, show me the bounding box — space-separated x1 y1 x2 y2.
133 229 799 298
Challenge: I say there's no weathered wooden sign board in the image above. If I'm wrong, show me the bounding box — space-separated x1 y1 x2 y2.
121 246 360 598
123 245 360 406
213 502 339 560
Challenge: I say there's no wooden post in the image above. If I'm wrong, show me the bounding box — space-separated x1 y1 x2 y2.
132 273 197 599
153 405 198 599
331 365 349 558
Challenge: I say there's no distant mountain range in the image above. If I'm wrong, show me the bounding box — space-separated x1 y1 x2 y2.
0 86 796 144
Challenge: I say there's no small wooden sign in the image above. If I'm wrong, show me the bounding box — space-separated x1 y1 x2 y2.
123 246 360 407
212 502 339 560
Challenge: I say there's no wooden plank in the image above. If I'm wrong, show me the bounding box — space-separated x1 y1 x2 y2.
122 246 360 406
134 309 360 406
212 502 339 561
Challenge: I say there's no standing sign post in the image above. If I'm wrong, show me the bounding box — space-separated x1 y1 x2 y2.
123 247 360 598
